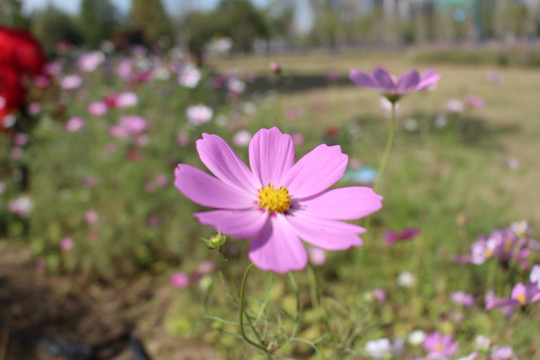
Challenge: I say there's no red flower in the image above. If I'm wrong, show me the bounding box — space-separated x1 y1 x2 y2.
0 26 47 132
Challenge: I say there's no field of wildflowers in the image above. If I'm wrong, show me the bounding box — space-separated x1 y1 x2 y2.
1 26 540 359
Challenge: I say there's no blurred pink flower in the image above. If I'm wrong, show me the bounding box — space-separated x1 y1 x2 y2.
178 64 201 88
28 102 41 115
232 130 251 147
422 332 458 358
170 272 190 289
465 94 485 109
373 288 387 302
85 210 99 224
60 236 74 251
176 131 190 147
78 51 104 72
186 104 212 125
11 147 23 159
155 173 168 187
60 74 82 90
451 291 475 307
174 127 383 273
285 107 300 120
383 227 420 245
291 132 305 145
269 61 281 74
486 282 540 310
65 117 85 132
14 133 28 146
313 100 326 111
325 70 340 82
117 59 133 80
506 156 519 170
87 101 108 116
308 246 327 266
197 260 215 274
446 99 464 113
350 67 440 102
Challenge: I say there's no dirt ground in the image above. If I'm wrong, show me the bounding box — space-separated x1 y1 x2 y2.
0 242 219 360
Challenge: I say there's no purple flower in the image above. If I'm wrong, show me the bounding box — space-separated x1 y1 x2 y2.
349 67 440 102
65 116 85 132
487 282 540 310
490 345 517 360
451 291 475 307
60 237 74 251
422 332 458 358
383 227 420 245
174 127 383 273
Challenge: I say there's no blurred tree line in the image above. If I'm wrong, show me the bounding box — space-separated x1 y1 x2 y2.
1 0 540 57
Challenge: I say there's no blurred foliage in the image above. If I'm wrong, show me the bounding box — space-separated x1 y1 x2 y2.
30 5 83 56
0 0 27 28
79 0 120 49
130 0 173 48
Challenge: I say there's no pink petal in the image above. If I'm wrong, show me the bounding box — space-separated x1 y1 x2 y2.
196 133 259 191
175 164 255 209
349 69 379 90
396 69 421 94
283 144 347 199
372 67 396 93
249 214 308 273
300 187 382 220
194 209 267 239
511 283 526 300
287 212 364 250
417 67 440 89
249 127 295 186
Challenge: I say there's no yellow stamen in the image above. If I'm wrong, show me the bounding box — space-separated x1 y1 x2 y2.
435 343 444 351
258 183 290 213
517 294 526 305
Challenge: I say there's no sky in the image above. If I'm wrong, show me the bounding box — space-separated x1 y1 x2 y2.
20 0 313 32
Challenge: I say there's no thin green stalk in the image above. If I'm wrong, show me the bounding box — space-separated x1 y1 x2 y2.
239 263 271 358
308 264 337 354
373 102 397 194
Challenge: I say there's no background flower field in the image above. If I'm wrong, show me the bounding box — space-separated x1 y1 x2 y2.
1 44 540 359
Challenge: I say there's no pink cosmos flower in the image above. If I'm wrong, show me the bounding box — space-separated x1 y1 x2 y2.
422 332 458 358
178 64 201 88
383 227 420 245
486 282 540 310
170 272 190 289
87 101 108 116
450 291 475 307
232 130 252 147
85 210 99 224
78 51 104 72
465 94 485 109
174 127 383 273
186 104 213 125
308 246 327 266
65 116 85 132
269 61 281 74
60 236 74 251
60 74 83 90
349 67 440 102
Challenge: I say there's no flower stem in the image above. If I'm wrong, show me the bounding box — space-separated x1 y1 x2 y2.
239 263 271 357
373 101 397 194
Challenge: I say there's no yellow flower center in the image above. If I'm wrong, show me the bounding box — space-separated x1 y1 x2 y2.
258 183 290 213
517 294 526 305
435 343 444 351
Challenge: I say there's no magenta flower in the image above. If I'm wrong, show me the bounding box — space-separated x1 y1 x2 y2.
383 227 420 245
422 332 458 358
349 67 440 102
170 272 189 289
486 282 540 310
174 127 383 273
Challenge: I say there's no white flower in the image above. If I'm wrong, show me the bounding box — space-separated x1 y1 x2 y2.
446 98 464 113
178 64 201 88
232 130 252 147
365 338 391 359
397 272 416 288
186 104 213 125
475 335 491 351
61 74 83 90
530 265 540 289
407 329 426 346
